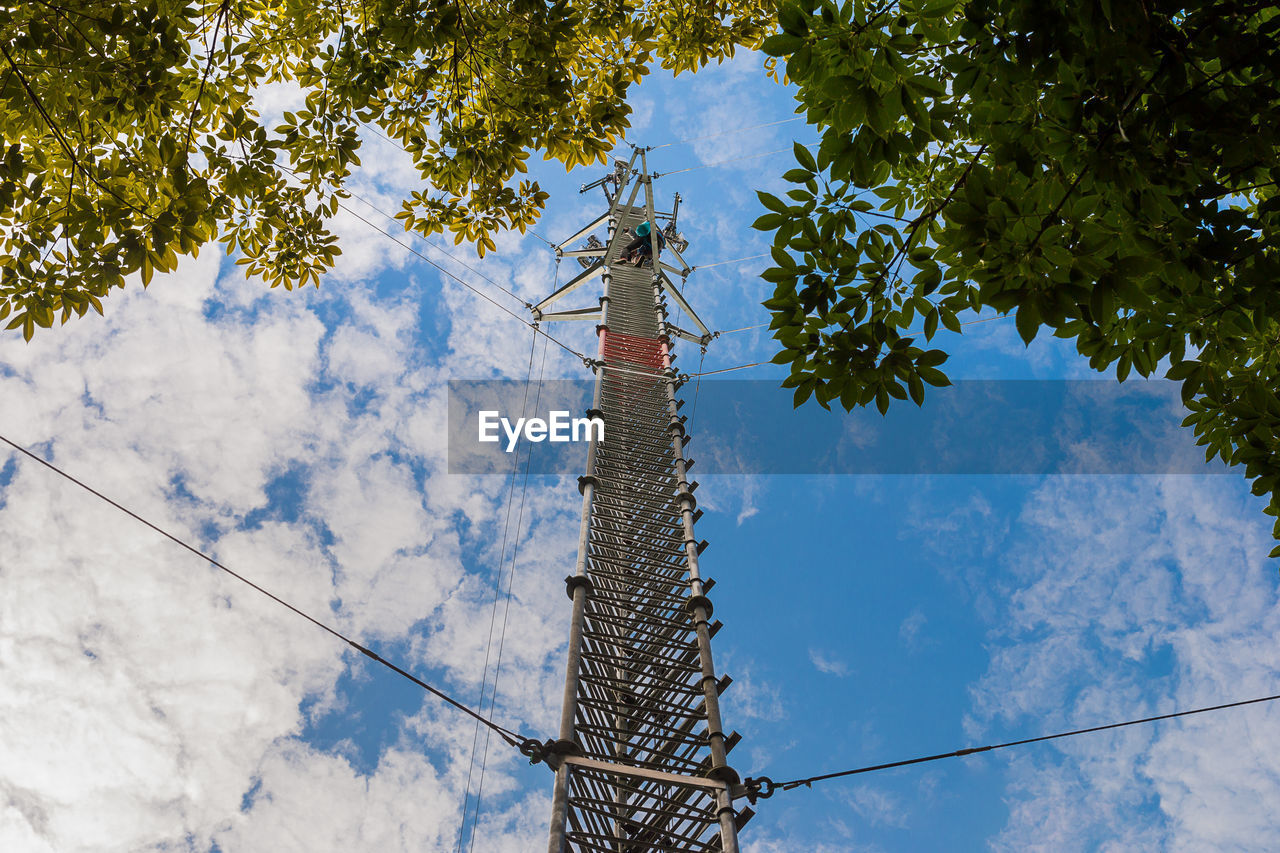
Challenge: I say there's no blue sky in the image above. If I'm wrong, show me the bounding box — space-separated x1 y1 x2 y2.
2 47 1279 853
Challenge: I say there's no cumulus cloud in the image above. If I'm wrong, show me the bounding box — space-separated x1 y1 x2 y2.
666 51 792 168
0 220 576 851
966 475 1280 850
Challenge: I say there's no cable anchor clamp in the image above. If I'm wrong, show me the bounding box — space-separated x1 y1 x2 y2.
521 737 582 770
743 776 776 805
519 737 558 767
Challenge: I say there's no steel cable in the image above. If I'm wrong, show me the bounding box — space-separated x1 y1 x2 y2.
744 692 1280 802
468 329 550 853
454 325 540 853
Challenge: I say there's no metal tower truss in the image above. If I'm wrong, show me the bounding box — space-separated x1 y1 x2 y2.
536 148 750 852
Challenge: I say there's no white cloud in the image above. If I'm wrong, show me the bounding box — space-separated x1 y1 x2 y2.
809 648 850 677
214 742 461 851
668 51 791 168
0 455 346 853
694 475 769 530
720 660 787 726
841 785 908 829
0 211 579 851
966 475 1280 850
898 609 927 650
745 835 879 853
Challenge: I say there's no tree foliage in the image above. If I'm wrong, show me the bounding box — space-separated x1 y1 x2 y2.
756 0 1280 551
0 0 773 338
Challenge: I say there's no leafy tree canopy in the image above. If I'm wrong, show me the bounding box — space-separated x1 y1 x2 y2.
756 0 1280 551
0 0 773 337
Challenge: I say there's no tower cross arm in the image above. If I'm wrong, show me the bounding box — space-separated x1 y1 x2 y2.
555 213 610 254
558 755 732 793
533 264 604 314
667 324 707 345
539 306 603 322
660 271 710 338
663 243 693 275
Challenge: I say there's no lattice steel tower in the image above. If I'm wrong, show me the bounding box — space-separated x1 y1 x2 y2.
533 148 750 851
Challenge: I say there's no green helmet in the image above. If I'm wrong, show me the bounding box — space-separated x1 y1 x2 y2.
635 221 651 237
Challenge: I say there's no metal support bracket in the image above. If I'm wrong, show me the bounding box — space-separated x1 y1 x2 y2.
559 755 732 793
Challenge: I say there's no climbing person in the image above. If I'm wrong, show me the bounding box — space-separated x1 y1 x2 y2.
615 220 665 266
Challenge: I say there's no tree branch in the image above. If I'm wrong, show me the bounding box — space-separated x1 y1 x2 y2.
0 42 153 221
184 2 227 161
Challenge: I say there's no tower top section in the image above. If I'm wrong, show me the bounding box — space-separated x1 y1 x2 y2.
532 147 712 349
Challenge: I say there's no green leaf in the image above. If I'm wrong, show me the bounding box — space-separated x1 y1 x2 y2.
908 372 925 405
912 264 942 290
1116 353 1132 382
918 349 948 367
1014 303 1040 345
794 142 817 172
752 212 786 231
757 191 789 214
1089 283 1114 322
918 366 950 387
762 33 804 56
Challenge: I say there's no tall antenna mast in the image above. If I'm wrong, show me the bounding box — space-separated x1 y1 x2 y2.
533 148 749 851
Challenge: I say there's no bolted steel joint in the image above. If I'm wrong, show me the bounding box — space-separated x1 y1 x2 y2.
686 594 714 619
564 574 594 600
